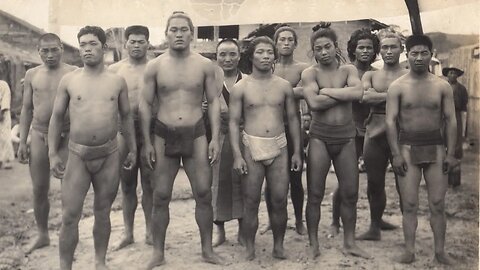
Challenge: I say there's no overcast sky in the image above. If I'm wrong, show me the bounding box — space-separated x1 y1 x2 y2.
2 0 479 45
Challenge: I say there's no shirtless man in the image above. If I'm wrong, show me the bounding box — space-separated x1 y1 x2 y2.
357 31 407 241
331 28 380 236
17 33 76 254
261 25 309 236
108 25 153 250
139 12 224 269
230 36 302 260
48 26 136 270
301 24 370 259
386 34 457 265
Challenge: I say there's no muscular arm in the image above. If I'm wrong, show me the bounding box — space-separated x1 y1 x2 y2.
47 75 70 157
139 62 156 146
385 83 401 156
118 78 136 154
320 66 363 101
229 84 243 159
301 68 337 111
285 84 301 157
442 84 457 157
19 70 34 145
361 71 387 104
205 62 221 142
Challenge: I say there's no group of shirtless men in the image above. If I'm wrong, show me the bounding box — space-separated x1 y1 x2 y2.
17 11 459 270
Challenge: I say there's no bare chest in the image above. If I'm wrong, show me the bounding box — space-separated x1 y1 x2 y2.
315 70 348 89
401 89 442 111
372 72 403 93
156 65 204 94
274 65 302 86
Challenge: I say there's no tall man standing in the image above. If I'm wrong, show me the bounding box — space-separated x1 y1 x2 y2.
139 12 224 269
108 25 154 249
357 31 408 241
229 36 302 260
386 35 457 265
49 26 137 270
17 33 77 254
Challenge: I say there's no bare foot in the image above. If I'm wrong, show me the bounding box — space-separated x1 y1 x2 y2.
272 248 287 260
308 245 320 260
245 248 256 261
145 253 166 270
395 250 415 264
213 232 226 247
113 236 134 251
328 224 340 238
342 244 372 259
356 228 381 241
380 219 398 231
25 234 50 254
295 221 307 235
202 251 226 265
259 224 271 235
435 252 453 265
95 262 110 270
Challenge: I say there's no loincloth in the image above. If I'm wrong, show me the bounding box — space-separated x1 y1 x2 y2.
242 131 287 166
309 118 356 145
365 112 386 139
68 138 118 174
153 118 206 158
399 129 443 165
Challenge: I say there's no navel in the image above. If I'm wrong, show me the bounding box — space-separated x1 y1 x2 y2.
77 95 81 100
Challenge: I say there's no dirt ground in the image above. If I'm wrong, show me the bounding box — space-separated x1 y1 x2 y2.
0 148 478 270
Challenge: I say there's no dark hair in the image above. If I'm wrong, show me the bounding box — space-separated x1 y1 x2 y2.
310 22 337 50
405 34 432 52
38 33 61 46
77 26 107 45
245 36 277 69
165 11 194 35
273 24 298 46
216 38 240 53
125 25 149 41
346 28 380 63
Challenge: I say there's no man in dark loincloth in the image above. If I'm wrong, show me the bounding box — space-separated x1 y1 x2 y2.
17 33 77 254
301 23 370 259
386 34 457 265
356 30 408 241
108 25 154 250
48 26 137 270
139 12 224 269
229 36 302 261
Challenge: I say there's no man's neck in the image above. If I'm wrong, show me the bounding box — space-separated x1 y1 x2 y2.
410 70 430 79
45 63 62 71
224 68 239 78
382 62 402 72
83 62 105 74
169 47 190 58
448 79 457 85
251 68 272 80
319 59 339 71
128 56 147 66
354 60 371 72
278 54 294 65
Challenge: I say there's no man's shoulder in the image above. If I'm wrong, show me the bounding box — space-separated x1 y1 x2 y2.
339 63 357 72
25 65 43 78
107 59 127 72
273 75 292 88
293 61 310 71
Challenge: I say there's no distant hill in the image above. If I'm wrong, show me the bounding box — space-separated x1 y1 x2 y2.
426 32 479 54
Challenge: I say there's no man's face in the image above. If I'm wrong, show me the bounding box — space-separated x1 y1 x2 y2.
313 37 336 65
407 44 432 74
447 70 458 83
380 37 403 65
79 34 105 66
126 34 149 60
166 18 192 51
355 39 375 64
276 30 296 57
251 42 275 72
38 40 63 68
217 42 240 72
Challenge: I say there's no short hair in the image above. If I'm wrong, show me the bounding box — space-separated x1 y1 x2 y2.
245 36 277 69
216 38 240 53
38 33 62 46
125 25 149 41
273 24 298 46
77 26 107 45
405 34 432 52
346 28 380 62
165 11 194 35
377 28 403 47
310 22 338 50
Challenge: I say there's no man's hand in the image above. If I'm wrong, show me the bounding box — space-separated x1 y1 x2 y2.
361 88 377 103
17 143 29 164
143 143 156 170
290 153 302 172
49 153 65 179
123 151 137 170
443 155 459 174
392 154 408 176
233 157 248 175
208 138 220 165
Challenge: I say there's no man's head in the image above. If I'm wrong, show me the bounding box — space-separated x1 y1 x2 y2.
246 36 277 72
347 29 379 65
77 26 107 66
38 33 63 68
443 67 464 83
165 11 194 51
273 25 298 57
405 35 433 74
310 23 338 65
216 39 241 73
378 30 403 66
124 25 150 60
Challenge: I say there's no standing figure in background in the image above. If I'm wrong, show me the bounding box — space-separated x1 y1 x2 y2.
0 80 14 169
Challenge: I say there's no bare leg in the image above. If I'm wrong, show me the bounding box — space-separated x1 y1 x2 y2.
213 221 226 247
305 139 330 259
59 153 91 270
260 189 272 235
329 187 341 238
139 155 154 245
286 130 306 235
237 218 245 246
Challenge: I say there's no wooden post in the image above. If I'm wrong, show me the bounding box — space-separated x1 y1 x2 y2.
48 0 61 35
405 0 423 35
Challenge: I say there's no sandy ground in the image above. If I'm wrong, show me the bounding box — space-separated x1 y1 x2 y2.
0 149 478 270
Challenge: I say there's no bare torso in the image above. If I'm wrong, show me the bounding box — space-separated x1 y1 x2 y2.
370 68 408 110
66 69 125 144
274 61 307 87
